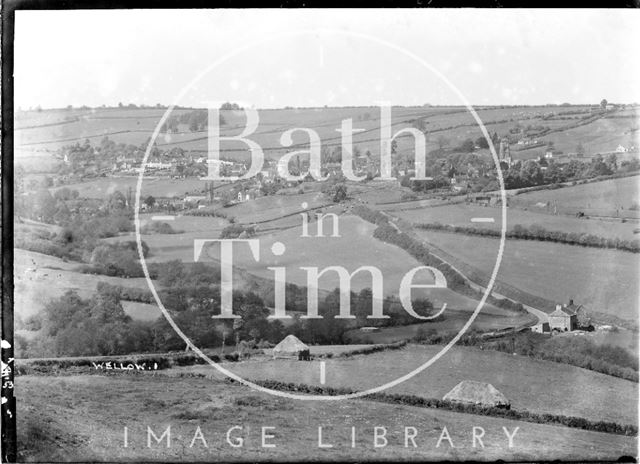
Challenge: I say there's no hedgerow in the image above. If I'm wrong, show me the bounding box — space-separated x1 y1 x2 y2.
352 206 526 314
252 379 637 437
415 222 640 253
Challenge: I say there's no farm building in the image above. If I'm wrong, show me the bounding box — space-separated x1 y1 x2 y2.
272 335 309 359
531 321 550 334
548 299 585 332
443 380 510 409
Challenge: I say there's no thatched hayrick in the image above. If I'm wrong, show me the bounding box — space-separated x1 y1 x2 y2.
443 380 510 409
272 335 309 359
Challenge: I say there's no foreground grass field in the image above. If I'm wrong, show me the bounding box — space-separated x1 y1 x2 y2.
178 344 638 426
16 373 637 462
415 230 640 322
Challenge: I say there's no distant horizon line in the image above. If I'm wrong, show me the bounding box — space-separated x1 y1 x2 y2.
16 101 638 112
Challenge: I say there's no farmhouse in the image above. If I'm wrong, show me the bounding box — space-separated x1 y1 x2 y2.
548 299 586 332
443 380 510 409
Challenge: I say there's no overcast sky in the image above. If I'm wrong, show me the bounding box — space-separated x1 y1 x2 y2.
14 9 640 109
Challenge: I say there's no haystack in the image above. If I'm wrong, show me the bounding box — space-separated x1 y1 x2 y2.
443 380 510 409
272 335 309 359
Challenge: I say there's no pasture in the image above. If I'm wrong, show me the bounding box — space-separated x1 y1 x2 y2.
15 105 619 163
196 213 509 315
346 310 535 344
414 230 640 322
51 176 211 199
13 249 151 320
391 202 640 240
509 175 640 218
16 373 636 462
181 343 639 426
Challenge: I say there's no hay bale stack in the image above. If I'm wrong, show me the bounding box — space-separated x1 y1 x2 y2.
272 335 309 359
443 380 510 409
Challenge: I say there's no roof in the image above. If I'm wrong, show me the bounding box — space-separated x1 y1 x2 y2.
551 303 583 317
273 335 309 355
443 380 510 407
564 303 583 315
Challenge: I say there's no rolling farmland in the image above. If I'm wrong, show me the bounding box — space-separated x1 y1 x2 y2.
16 373 636 462
391 202 640 240
509 175 640 218
173 343 638 425
413 230 640 322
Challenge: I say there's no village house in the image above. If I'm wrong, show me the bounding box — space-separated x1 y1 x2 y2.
183 194 208 206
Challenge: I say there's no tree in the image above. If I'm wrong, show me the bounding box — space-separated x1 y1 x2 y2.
600 99 608 109
108 190 127 210
143 195 156 208
475 137 489 149
322 181 348 203
459 139 475 153
32 189 58 223
576 142 585 155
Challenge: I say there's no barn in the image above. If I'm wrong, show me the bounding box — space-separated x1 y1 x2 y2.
443 380 510 409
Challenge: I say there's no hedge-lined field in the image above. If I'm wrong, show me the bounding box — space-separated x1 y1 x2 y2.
415 222 640 253
215 344 638 425
252 379 637 436
417 230 640 322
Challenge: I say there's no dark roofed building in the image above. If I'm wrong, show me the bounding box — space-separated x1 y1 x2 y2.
549 299 584 332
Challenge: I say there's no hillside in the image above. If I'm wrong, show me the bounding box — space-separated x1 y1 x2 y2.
174 343 638 426
16 373 637 462
413 230 639 323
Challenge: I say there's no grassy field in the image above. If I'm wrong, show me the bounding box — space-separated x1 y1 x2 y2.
196 213 512 316
14 249 151 320
345 310 536 344
51 176 213 199
16 373 637 462
15 105 625 161
177 343 638 425
414 230 640 322
509 175 640 218
391 202 640 240
528 114 638 156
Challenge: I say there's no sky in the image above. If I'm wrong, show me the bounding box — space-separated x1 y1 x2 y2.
14 9 640 109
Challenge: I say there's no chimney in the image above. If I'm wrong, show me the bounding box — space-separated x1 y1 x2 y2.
556 304 562 311
569 299 574 306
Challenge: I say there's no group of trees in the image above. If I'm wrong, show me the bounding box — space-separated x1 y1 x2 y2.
161 104 239 133
502 153 624 190
321 177 348 202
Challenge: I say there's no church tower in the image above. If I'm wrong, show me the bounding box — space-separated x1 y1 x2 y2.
498 138 512 167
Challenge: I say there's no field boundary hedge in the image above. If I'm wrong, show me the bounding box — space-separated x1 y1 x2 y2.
414 222 640 253
250 379 638 437
352 206 528 315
